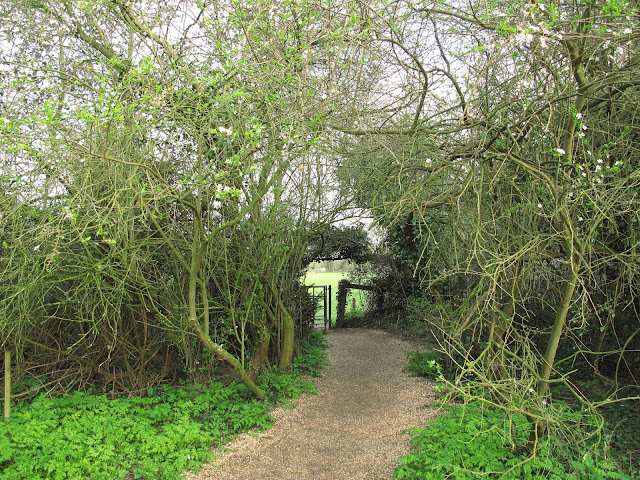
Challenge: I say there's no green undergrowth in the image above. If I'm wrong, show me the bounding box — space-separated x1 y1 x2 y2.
290 329 331 378
566 380 640 477
600 398 640 477
394 401 629 480
0 331 330 480
404 351 444 379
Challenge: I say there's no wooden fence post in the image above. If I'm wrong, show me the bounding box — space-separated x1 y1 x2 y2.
336 280 349 327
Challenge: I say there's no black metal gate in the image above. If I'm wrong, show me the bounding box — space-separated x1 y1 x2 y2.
306 285 332 331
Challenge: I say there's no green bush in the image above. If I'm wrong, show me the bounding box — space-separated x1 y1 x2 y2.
405 351 444 379
404 295 455 340
0 336 330 480
394 402 629 480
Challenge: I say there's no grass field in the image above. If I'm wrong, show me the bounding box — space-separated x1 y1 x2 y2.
303 271 369 322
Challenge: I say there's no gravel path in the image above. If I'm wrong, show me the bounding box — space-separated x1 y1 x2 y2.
186 328 439 480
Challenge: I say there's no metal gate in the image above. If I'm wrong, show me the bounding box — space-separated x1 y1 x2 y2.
306 285 332 331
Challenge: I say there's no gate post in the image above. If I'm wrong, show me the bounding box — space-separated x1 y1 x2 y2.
336 279 349 327
328 285 332 329
323 286 328 330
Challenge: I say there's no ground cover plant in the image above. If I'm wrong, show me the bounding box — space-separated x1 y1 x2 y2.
600 399 640 477
404 351 444 379
290 330 331 378
394 401 629 480
0 331 329 480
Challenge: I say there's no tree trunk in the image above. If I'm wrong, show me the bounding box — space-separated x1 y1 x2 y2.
190 316 265 399
4 350 10 419
249 331 271 381
277 292 295 370
188 242 264 399
527 248 580 450
487 275 518 381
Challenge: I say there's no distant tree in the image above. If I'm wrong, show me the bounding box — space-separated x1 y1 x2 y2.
305 224 372 265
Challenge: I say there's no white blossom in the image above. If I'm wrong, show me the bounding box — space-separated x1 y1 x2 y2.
556 147 566 155
515 32 534 44
218 126 233 135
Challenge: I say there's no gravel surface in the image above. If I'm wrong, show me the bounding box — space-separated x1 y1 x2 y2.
186 328 439 480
